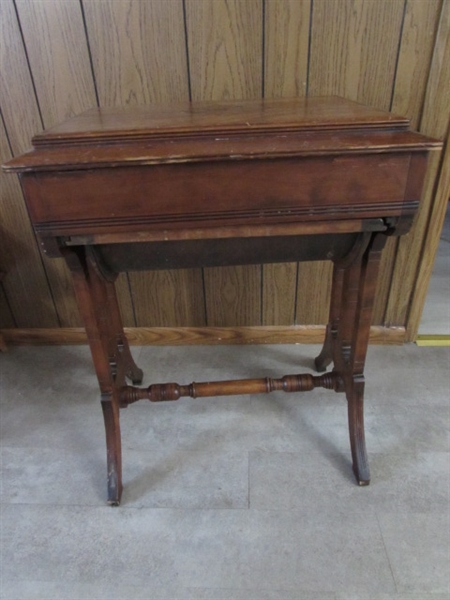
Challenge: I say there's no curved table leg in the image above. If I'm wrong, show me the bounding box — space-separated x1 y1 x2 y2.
316 233 384 484
64 247 127 505
101 392 123 504
346 233 386 485
348 376 370 484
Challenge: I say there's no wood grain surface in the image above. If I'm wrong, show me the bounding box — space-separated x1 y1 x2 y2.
0 325 406 347
0 0 448 340
308 0 405 107
403 0 450 339
82 0 200 329
0 117 58 327
262 0 309 327
15 0 96 125
185 0 263 327
83 0 189 106
264 0 310 98
303 0 405 326
386 0 450 334
372 0 443 324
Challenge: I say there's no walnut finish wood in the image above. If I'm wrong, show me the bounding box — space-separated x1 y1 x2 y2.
121 372 341 405
3 97 440 505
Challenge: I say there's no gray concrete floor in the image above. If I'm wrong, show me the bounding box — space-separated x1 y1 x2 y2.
1 343 449 600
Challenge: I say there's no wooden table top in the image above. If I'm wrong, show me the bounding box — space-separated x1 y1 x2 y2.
4 97 439 173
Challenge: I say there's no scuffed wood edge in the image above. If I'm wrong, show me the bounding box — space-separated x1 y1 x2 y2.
0 325 406 346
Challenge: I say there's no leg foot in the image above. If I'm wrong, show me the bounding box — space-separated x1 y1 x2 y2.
101 394 123 505
348 377 370 486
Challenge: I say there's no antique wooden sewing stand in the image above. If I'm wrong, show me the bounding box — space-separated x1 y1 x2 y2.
4 97 439 505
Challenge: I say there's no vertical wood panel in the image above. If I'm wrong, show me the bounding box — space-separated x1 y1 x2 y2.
386 0 450 334
186 0 262 101
83 0 202 327
408 133 449 337
130 269 205 327
185 0 263 326
0 0 60 327
0 117 59 328
0 0 43 156
83 0 189 106
393 0 443 130
12 0 134 327
301 0 405 325
262 0 310 325
4 0 96 327
309 0 405 107
203 265 261 327
15 0 96 125
372 0 443 324
262 263 297 326
295 261 332 325
264 0 311 98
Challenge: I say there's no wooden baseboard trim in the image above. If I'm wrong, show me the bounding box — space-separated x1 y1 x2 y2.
0 325 406 346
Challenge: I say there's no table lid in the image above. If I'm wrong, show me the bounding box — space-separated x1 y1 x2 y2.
31 96 409 147
3 97 441 173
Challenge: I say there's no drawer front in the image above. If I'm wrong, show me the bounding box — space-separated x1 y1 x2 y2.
22 153 414 235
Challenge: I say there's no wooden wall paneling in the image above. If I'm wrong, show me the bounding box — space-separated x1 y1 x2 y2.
185 0 262 101
295 261 332 325
0 0 63 327
262 0 311 325
82 0 189 107
388 0 450 338
129 269 205 327
262 263 297 326
0 0 42 157
372 0 443 324
203 265 262 327
0 117 59 328
185 0 263 326
301 0 405 325
4 0 93 327
0 1 65 328
392 0 443 130
308 0 405 107
0 1 58 327
83 0 201 327
15 0 139 327
14 0 96 125
264 0 311 98
417 0 450 138
407 133 449 338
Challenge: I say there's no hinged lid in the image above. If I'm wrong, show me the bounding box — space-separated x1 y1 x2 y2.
31 96 410 147
3 97 441 173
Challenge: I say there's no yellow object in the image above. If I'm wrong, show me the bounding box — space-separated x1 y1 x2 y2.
416 335 450 347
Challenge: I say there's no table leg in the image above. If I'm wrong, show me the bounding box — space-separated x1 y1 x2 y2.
346 233 386 485
315 265 345 372
104 279 143 385
314 232 385 485
64 247 128 505
85 248 143 385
